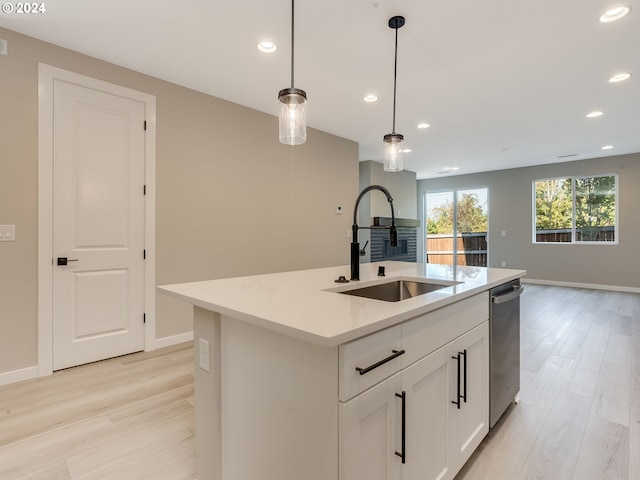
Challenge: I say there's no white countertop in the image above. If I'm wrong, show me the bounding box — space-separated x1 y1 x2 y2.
158 262 526 347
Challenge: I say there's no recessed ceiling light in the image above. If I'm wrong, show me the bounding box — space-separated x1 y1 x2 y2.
363 95 378 102
402 148 412 153
602 145 614 150
599 6 631 22
417 123 430 129
608 72 632 82
257 41 277 53
586 111 603 118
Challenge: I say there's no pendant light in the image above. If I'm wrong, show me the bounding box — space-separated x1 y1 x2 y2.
278 0 307 145
383 15 405 172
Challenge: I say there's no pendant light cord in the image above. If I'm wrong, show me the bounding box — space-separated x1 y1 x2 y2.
291 0 295 88
392 26 398 134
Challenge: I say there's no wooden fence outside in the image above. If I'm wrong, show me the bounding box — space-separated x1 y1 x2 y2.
427 227 615 266
426 232 487 267
535 226 615 243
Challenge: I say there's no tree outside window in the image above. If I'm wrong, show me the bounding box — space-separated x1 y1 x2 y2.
427 193 488 234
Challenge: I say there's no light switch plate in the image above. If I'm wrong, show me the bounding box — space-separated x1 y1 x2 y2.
0 39 7 56
0 225 15 241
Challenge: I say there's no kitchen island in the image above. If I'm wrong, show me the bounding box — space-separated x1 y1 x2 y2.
159 261 526 480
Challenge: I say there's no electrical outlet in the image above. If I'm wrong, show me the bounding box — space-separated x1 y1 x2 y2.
199 338 210 372
501 260 507 267
0 39 7 56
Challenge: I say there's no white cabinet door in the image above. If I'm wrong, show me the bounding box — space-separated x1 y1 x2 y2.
340 372 403 480
402 343 455 480
339 321 489 480
449 322 489 471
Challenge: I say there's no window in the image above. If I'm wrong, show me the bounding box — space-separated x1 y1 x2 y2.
425 188 488 266
533 175 617 244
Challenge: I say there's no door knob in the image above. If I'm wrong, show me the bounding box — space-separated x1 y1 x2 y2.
57 257 79 266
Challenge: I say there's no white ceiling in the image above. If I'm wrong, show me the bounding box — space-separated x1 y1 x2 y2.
2 0 638 179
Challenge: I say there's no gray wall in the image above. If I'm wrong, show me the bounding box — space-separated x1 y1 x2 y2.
418 154 640 289
0 27 359 377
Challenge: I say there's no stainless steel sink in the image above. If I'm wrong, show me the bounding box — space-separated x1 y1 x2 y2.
338 279 454 302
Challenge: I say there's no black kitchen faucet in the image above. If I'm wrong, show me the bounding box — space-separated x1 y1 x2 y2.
351 185 398 281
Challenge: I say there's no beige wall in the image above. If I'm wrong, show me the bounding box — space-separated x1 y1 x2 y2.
0 28 359 376
418 154 640 289
359 160 417 219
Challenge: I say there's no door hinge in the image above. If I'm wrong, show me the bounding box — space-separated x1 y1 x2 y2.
144 313 146 324
143 184 146 195
144 120 147 131
143 249 146 259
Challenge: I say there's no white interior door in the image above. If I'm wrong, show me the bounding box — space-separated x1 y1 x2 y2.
52 80 146 371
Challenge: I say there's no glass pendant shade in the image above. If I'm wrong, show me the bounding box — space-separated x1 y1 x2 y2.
383 133 404 172
383 16 406 172
278 87 307 145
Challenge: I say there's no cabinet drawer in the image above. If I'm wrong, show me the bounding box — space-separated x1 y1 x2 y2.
339 325 402 401
402 292 489 367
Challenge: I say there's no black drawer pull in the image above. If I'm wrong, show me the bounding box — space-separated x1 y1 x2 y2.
451 350 468 408
395 391 406 464
461 349 467 403
451 353 461 409
355 349 405 376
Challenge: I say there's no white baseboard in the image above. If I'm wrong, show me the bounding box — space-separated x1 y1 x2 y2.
0 335 194 388
154 331 194 350
522 278 640 294
0 366 38 387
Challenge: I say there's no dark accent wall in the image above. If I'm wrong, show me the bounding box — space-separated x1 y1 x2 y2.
371 227 417 262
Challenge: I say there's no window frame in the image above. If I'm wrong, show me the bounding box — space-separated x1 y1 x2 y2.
531 174 619 245
424 187 490 267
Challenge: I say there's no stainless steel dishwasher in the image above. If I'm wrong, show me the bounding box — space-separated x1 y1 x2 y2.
490 279 524 428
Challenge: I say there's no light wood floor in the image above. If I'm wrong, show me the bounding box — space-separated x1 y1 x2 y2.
0 342 195 480
1 285 638 480
456 284 640 480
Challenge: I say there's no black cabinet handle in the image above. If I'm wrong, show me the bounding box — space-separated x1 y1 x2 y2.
451 353 461 409
461 349 467 403
355 349 405 376
395 391 406 464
